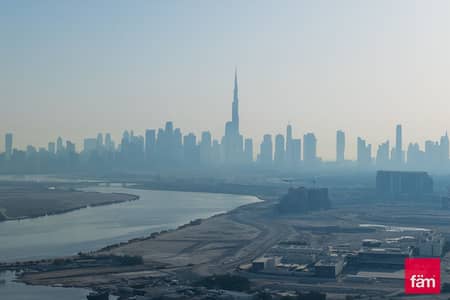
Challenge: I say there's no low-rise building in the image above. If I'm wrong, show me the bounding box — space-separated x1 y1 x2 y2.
251 256 281 272
353 248 409 268
417 232 445 257
314 256 345 278
267 244 322 264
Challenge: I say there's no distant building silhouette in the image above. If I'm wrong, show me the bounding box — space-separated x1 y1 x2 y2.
425 140 440 169
393 124 403 166
336 130 345 163
303 133 317 166
145 129 156 161
357 137 371 167
440 132 449 166
278 187 330 214
244 138 253 163
56 137 64 155
376 171 433 201
274 134 285 166
199 131 212 165
5 133 13 160
183 133 199 165
83 138 97 153
96 133 103 151
259 134 273 165
376 141 390 168
105 133 114 152
291 138 301 165
286 124 293 164
48 142 55 154
222 70 244 163
66 140 76 153
407 142 424 169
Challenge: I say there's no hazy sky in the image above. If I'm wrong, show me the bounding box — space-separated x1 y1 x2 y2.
2 1 450 160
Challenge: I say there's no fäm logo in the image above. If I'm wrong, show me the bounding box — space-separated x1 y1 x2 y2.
410 274 436 289
405 258 440 294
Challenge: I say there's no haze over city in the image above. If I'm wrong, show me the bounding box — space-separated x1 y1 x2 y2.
3 1 450 159
5 2 450 300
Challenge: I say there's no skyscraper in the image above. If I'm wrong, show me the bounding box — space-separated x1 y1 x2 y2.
244 138 253 163
232 68 239 134
222 70 243 163
407 142 424 169
165 121 174 135
211 139 221 163
376 141 390 168
5 133 13 160
274 134 285 166
286 124 293 164
292 139 301 164
66 140 76 153
199 131 212 165
303 133 317 166
440 132 449 165
96 133 103 150
259 134 273 165
48 142 56 154
83 138 97 152
336 130 345 163
56 137 64 154
425 140 440 168
394 124 403 165
183 133 199 165
357 137 371 167
105 133 114 151
145 129 156 161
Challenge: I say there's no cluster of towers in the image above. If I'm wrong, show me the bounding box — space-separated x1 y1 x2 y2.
3 71 450 173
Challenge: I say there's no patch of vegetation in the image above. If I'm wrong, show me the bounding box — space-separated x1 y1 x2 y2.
52 258 71 266
0 211 6 221
441 282 450 293
442 241 450 255
112 254 144 266
195 274 250 292
253 291 326 300
297 291 326 300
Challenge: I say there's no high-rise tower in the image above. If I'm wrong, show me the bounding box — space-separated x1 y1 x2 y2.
5 133 13 160
222 69 244 163
286 124 293 164
232 69 240 135
395 124 403 165
336 130 345 163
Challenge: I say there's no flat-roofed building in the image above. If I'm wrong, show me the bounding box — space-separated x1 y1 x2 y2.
376 170 433 201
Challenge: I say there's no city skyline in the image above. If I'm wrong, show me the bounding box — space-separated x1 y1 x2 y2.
3 69 450 162
4 1 450 159
2 71 450 172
